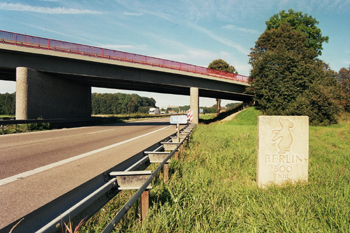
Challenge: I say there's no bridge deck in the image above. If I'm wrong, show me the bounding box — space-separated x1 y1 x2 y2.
0 30 249 84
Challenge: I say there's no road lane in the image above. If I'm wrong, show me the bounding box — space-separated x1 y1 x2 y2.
0 119 170 179
0 117 178 229
0 125 171 186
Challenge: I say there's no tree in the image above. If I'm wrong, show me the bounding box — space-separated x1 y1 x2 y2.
0 93 15 115
289 61 341 125
248 23 340 125
338 66 350 112
266 9 329 56
208 59 238 74
339 66 350 91
226 102 240 109
91 93 156 115
208 59 238 114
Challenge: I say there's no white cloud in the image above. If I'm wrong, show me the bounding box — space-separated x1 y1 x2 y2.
0 2 102 14
124 11 143 16
16 22 100 45
114 0 250 56
188 23 250 55
154 49 216 64
223 24 259 34
153 49 252 76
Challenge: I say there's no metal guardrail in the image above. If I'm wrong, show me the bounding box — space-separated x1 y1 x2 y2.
1 123 195 233
103 124 194 232
0 117 101 134
0 117 15 120
0 30 249 83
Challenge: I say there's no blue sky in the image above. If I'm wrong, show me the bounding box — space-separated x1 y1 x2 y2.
0 0 349 108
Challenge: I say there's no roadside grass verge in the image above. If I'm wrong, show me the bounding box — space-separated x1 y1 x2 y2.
0 120 50 134
0 114 157 135
199 113 216 120
92 113 170 121
83 107 350 232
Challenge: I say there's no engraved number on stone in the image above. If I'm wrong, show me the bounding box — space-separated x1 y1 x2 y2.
274 165 293 173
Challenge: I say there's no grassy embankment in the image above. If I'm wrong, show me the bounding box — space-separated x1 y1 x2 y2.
82 107 350 232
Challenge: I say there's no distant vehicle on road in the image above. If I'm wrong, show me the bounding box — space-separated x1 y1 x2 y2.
149 107 160 115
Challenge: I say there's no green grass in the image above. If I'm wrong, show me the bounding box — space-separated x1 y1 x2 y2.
0 118 51 134
199 113 216 120
83 107 350 232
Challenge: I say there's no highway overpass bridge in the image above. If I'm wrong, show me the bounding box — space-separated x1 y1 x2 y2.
0 30 252 123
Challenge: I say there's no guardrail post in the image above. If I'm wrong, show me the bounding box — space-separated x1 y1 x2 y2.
174 151 179 160
140 190 149 220
176 123 180 143
163 164 169 183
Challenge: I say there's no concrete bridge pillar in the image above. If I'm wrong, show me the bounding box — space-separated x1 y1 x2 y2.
216 98 221 114
190 87 199 124
16 67 91 120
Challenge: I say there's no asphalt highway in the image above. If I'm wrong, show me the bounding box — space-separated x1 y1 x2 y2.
0 117 176 229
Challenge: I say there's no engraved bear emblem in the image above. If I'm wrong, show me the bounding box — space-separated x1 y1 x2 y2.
272 118 294 154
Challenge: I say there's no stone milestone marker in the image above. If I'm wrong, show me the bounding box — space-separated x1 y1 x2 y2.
257 116 309 188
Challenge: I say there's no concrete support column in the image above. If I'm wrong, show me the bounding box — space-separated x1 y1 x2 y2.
16 67 91 120
216 98 221 114
190 87 199 124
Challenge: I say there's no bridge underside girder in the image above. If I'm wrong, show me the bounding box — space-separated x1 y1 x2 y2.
52 73 252 102
0 45 253 120
0 68 253 102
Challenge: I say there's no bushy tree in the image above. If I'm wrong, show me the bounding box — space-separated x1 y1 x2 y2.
338 66 350 111
226 102 240 109
266 9 329 56
248 23 340 125
0 93 15 115
289 61 341 125
208 59 238 74
203 106 216 114
138 106 152 114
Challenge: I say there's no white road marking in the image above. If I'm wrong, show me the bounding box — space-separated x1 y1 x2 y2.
86 129 115 135
0 126 171 186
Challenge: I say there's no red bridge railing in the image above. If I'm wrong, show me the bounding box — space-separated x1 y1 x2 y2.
0 30 249 83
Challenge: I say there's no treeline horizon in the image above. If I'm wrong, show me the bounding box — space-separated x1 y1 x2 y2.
91 93 156 115
0 92 158 116
1 92 242 116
